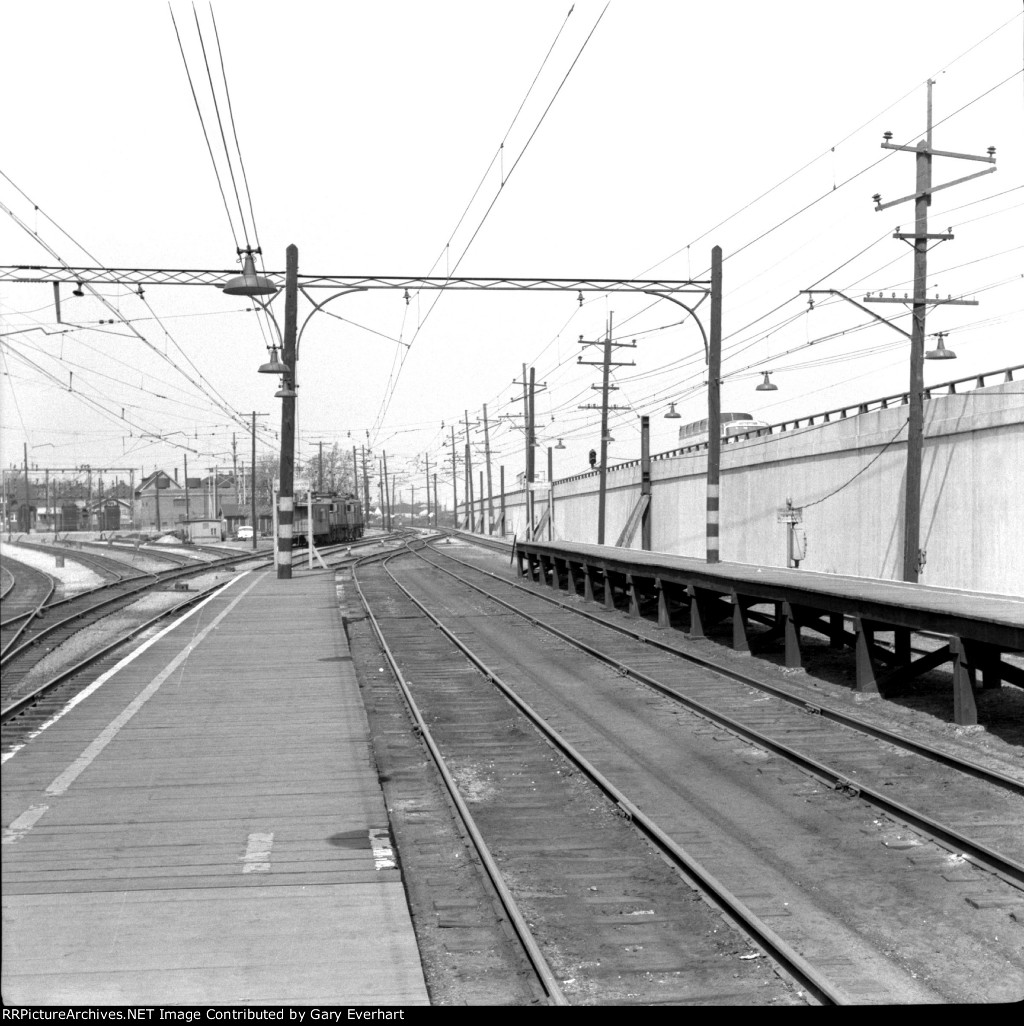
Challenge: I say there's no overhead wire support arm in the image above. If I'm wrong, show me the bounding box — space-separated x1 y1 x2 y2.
0 267 709 296
801 289 913 340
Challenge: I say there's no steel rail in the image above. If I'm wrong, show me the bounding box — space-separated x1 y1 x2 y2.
0 565 57 659
418 543 1024 890
0 581 239 724
376 540 845 1005
351 547 569 1007
434 541 1024 796
0 549 268 671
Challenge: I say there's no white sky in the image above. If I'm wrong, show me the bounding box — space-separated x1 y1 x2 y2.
2 1 1022 503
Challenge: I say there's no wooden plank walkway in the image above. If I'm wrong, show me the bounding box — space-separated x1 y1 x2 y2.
2 568 429 1006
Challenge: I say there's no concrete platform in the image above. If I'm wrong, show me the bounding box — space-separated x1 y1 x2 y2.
2 568 429 1006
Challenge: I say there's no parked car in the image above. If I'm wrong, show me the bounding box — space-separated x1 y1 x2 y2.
235 525 254 541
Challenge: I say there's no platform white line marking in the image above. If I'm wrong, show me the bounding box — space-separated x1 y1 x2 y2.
241 832 275 873
1 572 252 767
1 804 50 845
369 828 396 870
45 574 262 798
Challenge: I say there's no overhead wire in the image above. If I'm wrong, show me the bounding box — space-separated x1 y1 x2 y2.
369 2 610 442
168 2 240 248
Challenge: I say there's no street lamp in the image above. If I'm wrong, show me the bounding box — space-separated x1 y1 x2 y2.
222 248 277 297
224 244 366 578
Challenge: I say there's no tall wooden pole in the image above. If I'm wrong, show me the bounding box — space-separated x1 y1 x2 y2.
640 414 651 550
464 410 475 532
706 246 722 564
277 244 298 579
450 424 458 527
499 466 506 536
424 453 431 527
251 413 258 550
361 446 371 521
482 403 494 533
597 317 613 545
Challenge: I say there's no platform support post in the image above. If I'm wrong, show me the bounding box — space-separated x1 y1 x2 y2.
783 601 803 669
853 616 879 693
687 585 705 638
656 577 670 629
627 574 640 617
950 636 978 726
565 561 576 595
829 613 844 648
583 565 594 603
731 592 750 655
894 627 911 665
604 572 615 611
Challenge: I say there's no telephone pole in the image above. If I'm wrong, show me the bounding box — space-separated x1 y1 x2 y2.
450 424 458 527
481 403 495 534
512 366 547 539
361 446 371 521
578 316 635 544
464 410 475 531
867 80 995 582
423 453 431 528
251 412 268 550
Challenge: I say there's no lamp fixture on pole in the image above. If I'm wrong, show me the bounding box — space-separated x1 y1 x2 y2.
925 331 956 360
258 345 290 375
756 371 778 392
664 402 681 419
555 439 566 450
222 248 278 298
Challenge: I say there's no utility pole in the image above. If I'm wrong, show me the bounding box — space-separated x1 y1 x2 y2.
361 446 371 521
232 433 239 504
707 247 722 564
464 411 475 532
640 414 652 551
318 441 324 494
511 365 548 539
382 450 392 531
499 466 506 537
277 243 299 579
22 443 30 532
424 453 431 528
450 424 458 528
546 447 553 541
184 454 190 527
251 411 268 550
481 403 494 534
867 81 994 582
578 317 635 544
432 472 438 529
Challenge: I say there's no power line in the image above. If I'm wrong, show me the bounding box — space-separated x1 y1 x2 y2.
191 4 251 250
209 2 262 252
168 2 240 248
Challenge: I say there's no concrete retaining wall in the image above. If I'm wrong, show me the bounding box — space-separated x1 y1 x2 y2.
465 381 1023 595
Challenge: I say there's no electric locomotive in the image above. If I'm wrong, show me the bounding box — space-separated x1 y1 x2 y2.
292 492 364 548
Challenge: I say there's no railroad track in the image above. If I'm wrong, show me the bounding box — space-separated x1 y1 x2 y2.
0 555 56 620
352 539 1024 1003
353 545 824 1005
419 540 1024 884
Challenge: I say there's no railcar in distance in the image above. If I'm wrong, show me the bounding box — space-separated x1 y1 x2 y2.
678 412 769 448
292 492 364 548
